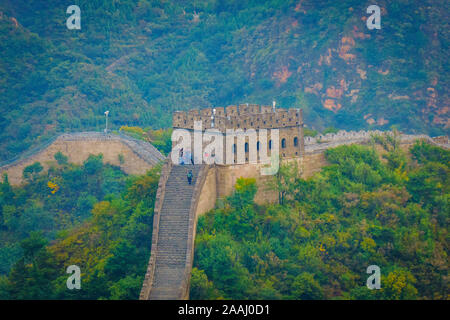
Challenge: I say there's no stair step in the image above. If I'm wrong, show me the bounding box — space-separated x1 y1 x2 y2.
145 164 206 299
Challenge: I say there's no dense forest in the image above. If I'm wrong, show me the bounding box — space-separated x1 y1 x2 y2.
190 140 449 299
0 0 448 162
0 153 160 299
0 138 447 299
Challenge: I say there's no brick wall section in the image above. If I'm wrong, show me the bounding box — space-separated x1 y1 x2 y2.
173 105 303 132
0 132 165 185
201 134 449 205
305 130 450 151
139 157 173 300
195 167 218 216
214 163 279 204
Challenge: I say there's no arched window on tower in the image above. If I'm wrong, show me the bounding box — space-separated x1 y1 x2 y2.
245 142 249 152
233 144 236 154
269 140 272 150
294 137 298 147
257 141 260 151
281 138 286 149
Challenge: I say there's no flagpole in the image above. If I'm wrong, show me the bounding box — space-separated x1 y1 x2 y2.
104 110 109 134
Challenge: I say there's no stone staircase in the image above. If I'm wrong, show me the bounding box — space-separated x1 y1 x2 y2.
147 164 203 299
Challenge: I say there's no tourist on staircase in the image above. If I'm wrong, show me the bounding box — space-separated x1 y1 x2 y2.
187 170 193 185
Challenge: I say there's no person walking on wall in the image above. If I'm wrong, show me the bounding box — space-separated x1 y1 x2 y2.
187 170 193 185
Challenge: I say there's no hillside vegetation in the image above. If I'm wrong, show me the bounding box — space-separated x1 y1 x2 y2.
0 0 448 162
0 155 160 299
0 139 447 299
191 140 449 299
0 153 131 274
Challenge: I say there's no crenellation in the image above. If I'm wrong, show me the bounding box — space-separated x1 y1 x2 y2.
238 104 248 114
226 105 238 116
261 105 272 113
200 108 211 117
173 111 186 128
173 104 305 159
215 106 225 116
249 104 260 114
187 109 200 118
174 105 304 131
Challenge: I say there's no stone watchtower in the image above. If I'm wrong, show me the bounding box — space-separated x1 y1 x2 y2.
172 104 305 163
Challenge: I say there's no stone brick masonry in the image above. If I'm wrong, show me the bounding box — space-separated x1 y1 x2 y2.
0 132 165 185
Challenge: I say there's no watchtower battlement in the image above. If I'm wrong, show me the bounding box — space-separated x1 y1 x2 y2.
173 104 303 131
172 104 305 159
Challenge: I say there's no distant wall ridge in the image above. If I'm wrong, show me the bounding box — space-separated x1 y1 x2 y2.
0 131 165 185
305 129 449 153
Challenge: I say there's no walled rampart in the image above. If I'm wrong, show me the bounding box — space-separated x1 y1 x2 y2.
0 132 165 185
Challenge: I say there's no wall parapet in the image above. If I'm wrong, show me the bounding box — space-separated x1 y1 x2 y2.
139 155 173 300
0 131 165 170
304 130 449 153
173 105 303 131
180 164 210 299
0 131 166 185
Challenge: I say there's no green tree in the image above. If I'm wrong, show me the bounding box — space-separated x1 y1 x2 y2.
54 152 68 165
6 232 58 299
291 272 323 300
189 267 222 299
23 162 43 181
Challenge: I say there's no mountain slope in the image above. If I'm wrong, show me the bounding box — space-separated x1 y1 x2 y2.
0 0 448 161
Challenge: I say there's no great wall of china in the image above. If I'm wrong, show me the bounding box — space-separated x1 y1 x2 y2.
0 119 448 301
305 130 450 153
139 126 449 300
0 132 165 185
